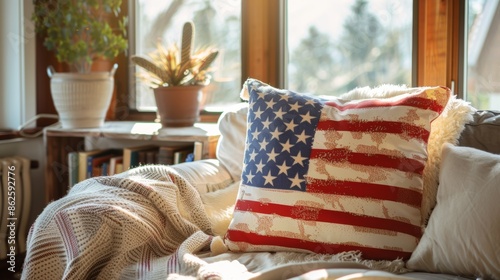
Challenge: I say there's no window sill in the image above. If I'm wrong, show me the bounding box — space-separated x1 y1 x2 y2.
120 110 221 123
0 128 43 141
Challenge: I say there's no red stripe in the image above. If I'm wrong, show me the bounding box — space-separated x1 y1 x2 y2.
55 212 79 259
234 200 422 238
316 120 430 143
309 148 425 175
225 230 413 260
306 179 422 207
325 95 446 113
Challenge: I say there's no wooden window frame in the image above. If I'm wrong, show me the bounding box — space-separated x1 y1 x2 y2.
416 0 464 97
242 0 465 95
35 0 464 129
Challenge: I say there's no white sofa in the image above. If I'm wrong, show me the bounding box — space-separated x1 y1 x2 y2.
21 81 500 279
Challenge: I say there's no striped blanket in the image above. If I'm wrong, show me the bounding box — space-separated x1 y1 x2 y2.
22 165 215 279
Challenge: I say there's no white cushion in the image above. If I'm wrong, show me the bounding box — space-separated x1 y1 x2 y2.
171 159 233 194
407 143 500 279
216 102 249 182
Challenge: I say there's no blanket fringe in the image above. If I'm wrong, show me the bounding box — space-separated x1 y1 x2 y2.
270 251 410 275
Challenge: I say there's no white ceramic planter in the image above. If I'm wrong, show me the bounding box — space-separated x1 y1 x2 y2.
48 64 117 129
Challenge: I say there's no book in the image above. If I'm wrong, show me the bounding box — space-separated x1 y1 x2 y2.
108 156 123 175
146 151 157 164
78 150 107 182
123 145 159 170
193 142 203 161
90 151 121 177
174 143 198 164
101 162 109 176
78 149 121 181
138 150 158 165
115 163 124 174
158 144 194 165
68 151 79 188
173 149 193 164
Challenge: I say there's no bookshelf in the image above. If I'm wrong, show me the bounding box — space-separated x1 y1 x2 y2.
44 121 220 203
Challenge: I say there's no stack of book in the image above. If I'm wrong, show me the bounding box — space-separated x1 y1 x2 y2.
157 144 196 165
67 142 202 188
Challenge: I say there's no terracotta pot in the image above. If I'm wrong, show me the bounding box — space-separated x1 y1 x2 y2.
153 85 203 127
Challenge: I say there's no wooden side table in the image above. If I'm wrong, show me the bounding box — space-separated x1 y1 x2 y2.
44 122 220 203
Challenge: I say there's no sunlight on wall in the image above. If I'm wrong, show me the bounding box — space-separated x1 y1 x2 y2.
0 0 35 130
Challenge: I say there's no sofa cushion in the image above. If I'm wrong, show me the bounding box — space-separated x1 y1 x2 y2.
407 144 500 279
171 159 233 194
216 102 249 182
224 78 450 260
458 110 500 154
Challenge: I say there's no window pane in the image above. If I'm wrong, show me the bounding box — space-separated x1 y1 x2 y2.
132 0 241 111
286 0 413 96
466 0 500 110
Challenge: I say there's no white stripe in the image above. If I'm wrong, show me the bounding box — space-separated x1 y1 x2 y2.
237 184 421 226
312 130 428 160
321 104 438 128
308 159 424 192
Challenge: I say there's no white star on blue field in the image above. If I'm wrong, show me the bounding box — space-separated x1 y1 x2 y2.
242 81 325 191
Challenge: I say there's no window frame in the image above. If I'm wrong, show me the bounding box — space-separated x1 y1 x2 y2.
35 0 465 127
244 0 465 98
415 0 465 98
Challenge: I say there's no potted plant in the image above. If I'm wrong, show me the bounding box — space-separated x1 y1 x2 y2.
32 0 128 128
131 21 218 127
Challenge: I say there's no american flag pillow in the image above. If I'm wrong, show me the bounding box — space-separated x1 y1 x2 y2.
224 79 450 260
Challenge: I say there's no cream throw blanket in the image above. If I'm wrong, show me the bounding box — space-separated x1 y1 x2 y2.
22 165 214 279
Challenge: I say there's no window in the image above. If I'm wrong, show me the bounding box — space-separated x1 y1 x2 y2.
130 0 415 113
130 0 242 112
1 0 36 130
32 1 477 123
465 0 500 109
285 0 413 96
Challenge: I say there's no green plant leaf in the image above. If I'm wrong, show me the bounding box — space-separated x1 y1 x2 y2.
32 0 128 73
180 22 194 68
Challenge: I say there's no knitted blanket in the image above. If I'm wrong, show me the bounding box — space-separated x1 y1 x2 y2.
22 165 412 279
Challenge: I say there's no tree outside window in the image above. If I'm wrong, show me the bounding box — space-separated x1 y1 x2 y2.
287 0 412 96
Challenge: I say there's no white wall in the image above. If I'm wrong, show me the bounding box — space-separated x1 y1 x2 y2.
0 0 36 129
0 0 43 228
